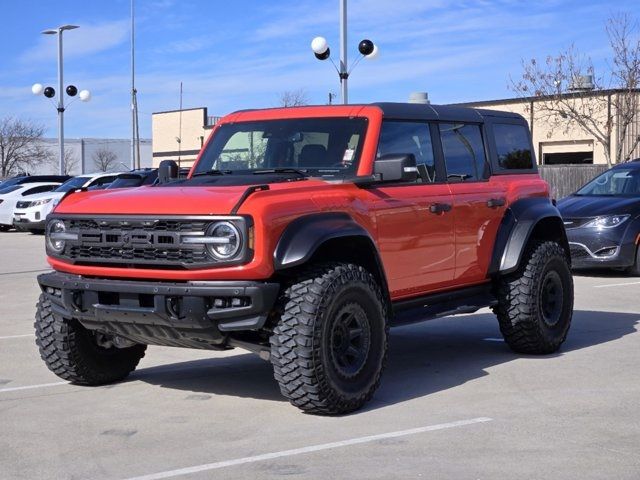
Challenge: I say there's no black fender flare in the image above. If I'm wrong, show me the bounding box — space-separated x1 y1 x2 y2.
274 212 379 270
489 197 569 276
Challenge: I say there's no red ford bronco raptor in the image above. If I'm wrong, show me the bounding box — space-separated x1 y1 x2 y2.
35 103 573 414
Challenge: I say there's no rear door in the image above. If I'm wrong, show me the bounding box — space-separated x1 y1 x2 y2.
438 122 506 284
371 121 456 299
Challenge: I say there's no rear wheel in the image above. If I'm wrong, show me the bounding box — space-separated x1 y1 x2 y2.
34 295 146 385
494 241 573 354
270 263 388 415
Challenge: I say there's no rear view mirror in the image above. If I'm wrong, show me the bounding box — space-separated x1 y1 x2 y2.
373 154 418 183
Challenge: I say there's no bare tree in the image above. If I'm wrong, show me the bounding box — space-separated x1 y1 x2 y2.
0 117 50 178
511 13 640 166
62 148 79 175
92 147 118 172
277 89 309 107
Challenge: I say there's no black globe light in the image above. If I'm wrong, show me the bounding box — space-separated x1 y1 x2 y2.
358 39 374 56
66 85 78 97
43 86 56 98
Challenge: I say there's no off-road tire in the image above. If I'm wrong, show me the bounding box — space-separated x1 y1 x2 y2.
494 241 573 354
270 263 388 415
34 294 147 384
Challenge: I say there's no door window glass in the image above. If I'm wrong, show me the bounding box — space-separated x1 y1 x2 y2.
440 123 488 181
377 121 436 182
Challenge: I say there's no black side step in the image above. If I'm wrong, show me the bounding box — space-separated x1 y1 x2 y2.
391 283 497 327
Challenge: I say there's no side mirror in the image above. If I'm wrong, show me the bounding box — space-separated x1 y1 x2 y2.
158 160 179 184
373 154 418 183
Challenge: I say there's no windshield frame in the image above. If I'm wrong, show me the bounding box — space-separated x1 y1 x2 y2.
192 116 369 180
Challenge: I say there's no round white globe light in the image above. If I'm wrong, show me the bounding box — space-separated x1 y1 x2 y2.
365 44 380 60
311 36 329 54
79 89 91 102
32 83 44 95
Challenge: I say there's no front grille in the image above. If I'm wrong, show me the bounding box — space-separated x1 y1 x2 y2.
562 217 593 229
16 201 30 209
51 215 249 269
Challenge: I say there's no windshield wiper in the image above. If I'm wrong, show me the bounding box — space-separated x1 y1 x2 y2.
252 168 309 177
192 169 231 177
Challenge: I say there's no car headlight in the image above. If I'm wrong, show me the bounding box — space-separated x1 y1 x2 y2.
583 215 630 229
46 219 68 253
204 221 242 259
31 198 52 207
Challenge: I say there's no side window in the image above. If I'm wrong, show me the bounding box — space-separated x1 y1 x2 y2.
22 185 57 196
377 121 436 182
493 123 534 169
91 176 117 187
440 123 489 181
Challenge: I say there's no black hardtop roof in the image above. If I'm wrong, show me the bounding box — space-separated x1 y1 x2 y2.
372 102 525 123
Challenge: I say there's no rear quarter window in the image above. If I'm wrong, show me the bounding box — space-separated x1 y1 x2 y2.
493 123 534 170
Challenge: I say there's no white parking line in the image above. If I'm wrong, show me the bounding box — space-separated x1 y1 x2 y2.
0 381 68 393
0 334 34 340
124 417 493 480
594 281 640 289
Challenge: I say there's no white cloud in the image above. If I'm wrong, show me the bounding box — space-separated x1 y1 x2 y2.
20 19 129 64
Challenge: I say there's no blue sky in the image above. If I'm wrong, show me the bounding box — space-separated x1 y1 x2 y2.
0 0 624 139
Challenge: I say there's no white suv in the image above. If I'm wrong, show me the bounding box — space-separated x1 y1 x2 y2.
12 173 118 233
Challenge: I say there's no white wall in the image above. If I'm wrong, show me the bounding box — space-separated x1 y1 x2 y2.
27 138 153 175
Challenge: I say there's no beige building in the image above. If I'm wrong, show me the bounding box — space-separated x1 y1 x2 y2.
458 89 640 165
152 89 640 168
151 107 220 168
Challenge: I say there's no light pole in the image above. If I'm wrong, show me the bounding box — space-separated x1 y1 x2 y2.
32 25 91 175
311 0 379 104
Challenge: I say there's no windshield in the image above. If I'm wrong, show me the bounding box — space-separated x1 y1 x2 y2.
54 176 90 193
0 185 21 195
193 118 367 178
576 167 640 196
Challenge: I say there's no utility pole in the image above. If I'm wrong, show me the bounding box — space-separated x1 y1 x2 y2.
339 0 348 104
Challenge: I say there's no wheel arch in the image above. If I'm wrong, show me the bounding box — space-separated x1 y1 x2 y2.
490 197 570 276
273 212 391 308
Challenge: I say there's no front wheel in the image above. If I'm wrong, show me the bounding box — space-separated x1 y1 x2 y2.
627 245 640 276
34 295 147 385
494 241 573 354
270 263 388 415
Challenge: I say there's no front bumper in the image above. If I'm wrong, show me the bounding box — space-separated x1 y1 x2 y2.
38 271 280 349
13 205 50 230
566 228 637 269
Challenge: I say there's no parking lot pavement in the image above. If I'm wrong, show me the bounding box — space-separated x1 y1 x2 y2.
1 230 639 479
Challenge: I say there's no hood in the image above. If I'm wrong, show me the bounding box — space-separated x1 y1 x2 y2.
54 185 252 215
557 194 640 217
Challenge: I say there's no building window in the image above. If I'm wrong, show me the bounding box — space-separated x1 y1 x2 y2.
543 152 593 165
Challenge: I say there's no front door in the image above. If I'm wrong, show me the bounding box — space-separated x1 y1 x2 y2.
371 121 456 299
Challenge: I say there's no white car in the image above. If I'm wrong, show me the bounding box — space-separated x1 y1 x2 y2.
0 182 62 231
12 172 119 233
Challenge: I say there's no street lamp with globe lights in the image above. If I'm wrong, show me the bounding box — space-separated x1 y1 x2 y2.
32 25 91 175
310 0 379 104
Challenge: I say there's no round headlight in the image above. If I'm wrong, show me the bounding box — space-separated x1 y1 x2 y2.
46 219 67 253
206 221 241 259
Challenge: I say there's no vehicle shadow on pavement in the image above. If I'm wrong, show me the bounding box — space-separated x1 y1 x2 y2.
130 309 639 409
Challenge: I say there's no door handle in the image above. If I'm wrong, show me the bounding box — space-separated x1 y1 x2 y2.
487 198 506 208
429 203 452 214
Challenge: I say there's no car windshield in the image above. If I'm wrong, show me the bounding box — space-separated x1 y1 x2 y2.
54 176 91 193
193 118 367 178
576 167 640 196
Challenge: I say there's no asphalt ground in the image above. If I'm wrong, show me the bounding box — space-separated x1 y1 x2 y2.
0 231 639 479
